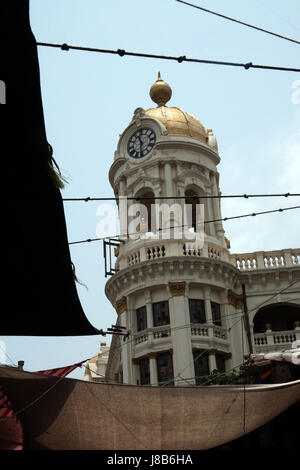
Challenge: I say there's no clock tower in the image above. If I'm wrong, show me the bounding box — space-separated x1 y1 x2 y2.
105 73 238 386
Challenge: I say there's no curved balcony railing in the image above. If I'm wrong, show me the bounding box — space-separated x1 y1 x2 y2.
116 237 231 271
115 237 300 274
134 323 228 348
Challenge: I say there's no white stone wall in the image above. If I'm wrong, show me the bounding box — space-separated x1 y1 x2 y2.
104 107 300 386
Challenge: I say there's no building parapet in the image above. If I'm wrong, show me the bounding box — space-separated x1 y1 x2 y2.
231 249 300 272
254 325 300 353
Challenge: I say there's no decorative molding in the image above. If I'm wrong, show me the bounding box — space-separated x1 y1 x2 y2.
168 281 186 297
105 256 239 304
228 289 243 309
115 296 127 314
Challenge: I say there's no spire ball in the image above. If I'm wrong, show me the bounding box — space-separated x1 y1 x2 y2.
150 72 172 107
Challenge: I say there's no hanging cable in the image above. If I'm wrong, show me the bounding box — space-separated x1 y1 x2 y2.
68 204 300 246
176 0 300 46
63 192 300 202
36 42 300 72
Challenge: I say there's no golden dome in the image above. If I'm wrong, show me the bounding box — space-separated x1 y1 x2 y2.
146 74 207 143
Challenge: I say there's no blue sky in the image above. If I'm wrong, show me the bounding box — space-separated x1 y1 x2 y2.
1 0 299 378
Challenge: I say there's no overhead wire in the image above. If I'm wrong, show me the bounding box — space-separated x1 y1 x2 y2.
176 0 300 46
68 204 300 245
63 192 300 202
36 42 300 73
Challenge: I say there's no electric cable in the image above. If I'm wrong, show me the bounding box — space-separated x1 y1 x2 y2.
36 41 300 72
176 0 300 46
68 204 300 245
63 192 300 202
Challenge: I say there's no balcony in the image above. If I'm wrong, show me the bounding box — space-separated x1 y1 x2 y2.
133 323 230 354
231 249 300 272
116 236 233 271
253 323 300 353
134 326 171 347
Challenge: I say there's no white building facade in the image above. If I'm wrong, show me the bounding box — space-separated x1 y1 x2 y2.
104 74 300 386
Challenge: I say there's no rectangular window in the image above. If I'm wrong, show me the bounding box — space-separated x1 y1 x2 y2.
136 306 147 332
189 299 206 323
153 301 170 327
216 353 226 373
139 357 150 385
193 350 209 385
157 352 174 386
211 301 221 326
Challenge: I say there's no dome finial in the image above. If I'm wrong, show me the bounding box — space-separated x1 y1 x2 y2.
150 72 172 107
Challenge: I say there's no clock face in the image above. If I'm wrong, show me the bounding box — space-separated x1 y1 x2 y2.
127 128 156 158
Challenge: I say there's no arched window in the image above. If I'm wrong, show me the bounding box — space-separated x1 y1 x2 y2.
185 189 200 231
133 189 156 233
253 303 300 333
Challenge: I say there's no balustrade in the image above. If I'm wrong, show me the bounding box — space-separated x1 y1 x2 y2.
183 243 202 256
254 327 299 350
134 326 171 346
213 326 227 340
233 248 300 271
146 245 166 260
128 251 140 266
191 325 209 337
208 247 221 259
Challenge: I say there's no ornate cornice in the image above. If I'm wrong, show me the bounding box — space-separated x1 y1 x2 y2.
115 296 127 314
168 281 186 297
105 256 239 306
228 289 244 310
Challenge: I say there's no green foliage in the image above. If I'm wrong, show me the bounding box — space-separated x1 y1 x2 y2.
196 361 251 385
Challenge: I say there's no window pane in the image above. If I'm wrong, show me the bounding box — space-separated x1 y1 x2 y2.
136 306 147 331
157 352 174 386
193 350 209 385
139 357 150 385
153 301 170 327
216 354 225 373
189 299 206 323
211 302 221 326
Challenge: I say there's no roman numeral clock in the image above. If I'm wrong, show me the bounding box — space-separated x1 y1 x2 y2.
127 128 156 158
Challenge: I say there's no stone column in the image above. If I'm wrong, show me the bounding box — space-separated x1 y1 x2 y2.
133 363 140 385
204 287 215 343
211 173 224 240
116 295 133 384
208 350 217 373
164 162 173 198
149 354 158 386
204 287 212 323
168 281 195 385
118 177 128 240
144 289 153 329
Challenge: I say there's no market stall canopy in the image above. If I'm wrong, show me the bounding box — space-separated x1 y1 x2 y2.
0 366 299 450
0 1 99 335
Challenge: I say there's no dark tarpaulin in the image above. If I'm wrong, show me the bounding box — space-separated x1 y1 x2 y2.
0 1 99 335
